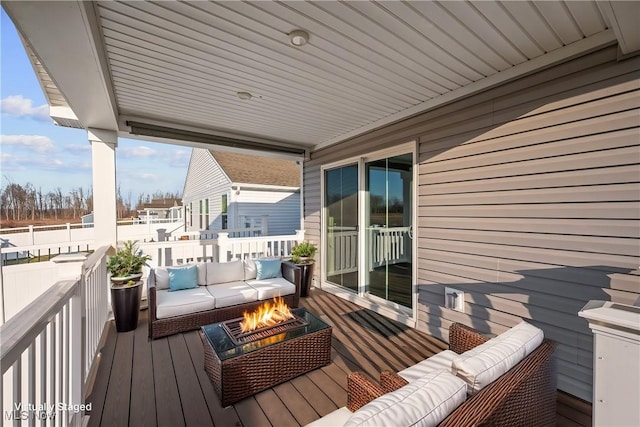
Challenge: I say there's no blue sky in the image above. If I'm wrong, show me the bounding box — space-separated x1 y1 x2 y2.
0 10 190 204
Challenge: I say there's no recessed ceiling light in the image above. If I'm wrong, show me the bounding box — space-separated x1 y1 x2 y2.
236 91 252 100
289 30 309 46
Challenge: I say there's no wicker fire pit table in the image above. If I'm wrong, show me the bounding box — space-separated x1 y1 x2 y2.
200 307 332 407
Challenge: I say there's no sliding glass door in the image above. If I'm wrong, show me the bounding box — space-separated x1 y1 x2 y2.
323 146 414 312
325 164 359 291
365 154 413 308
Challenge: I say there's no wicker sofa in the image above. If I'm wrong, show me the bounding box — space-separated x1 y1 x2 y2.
309 322 556 427
147 259 301 339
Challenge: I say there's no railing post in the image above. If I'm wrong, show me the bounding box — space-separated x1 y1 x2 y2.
295 229 305 243
69 285 84 426
67 222 72 242
29 224 35 245
52 253 89 280
217 233 229 263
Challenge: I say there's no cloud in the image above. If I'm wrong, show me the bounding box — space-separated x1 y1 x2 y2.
64 144 92 155
132 172 159 180
1 95 50 121
118 146 159 159
0 152 89 172
0 134 56 152
166 149 190 167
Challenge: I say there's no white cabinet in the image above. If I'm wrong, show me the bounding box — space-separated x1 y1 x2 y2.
579 301 640 427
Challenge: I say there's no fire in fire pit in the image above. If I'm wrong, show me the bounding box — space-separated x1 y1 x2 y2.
240 296 294 332
221 298 309 345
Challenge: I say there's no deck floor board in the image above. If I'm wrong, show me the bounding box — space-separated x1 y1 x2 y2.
87 289 591 426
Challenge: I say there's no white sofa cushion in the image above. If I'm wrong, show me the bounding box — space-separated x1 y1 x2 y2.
206 281 258 308
452 321 544 394
305 407 352 427
399 350 458 383
155 287 216 319
245 277 296 300
345 370 467 427
206 260 244 285
154 263 206 289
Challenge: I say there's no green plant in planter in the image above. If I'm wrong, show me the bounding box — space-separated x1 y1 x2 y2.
291 241 317 264
107 241 151 286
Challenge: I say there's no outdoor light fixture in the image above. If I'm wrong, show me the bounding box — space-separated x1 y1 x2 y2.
236 91 252 100
289 30 309 46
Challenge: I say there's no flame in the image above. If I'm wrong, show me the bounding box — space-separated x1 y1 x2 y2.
240 297 295 333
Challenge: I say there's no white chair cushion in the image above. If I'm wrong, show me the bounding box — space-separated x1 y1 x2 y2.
245 277 296 301
345 370 467 427
155 287 216 319
206 260 244 285
399 350 458 382
305 407 352 427
452 321 543 394
154 263 207 289
206 281 258 308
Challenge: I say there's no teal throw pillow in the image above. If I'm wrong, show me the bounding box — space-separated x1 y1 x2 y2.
255 259 282 280
168 265 198 292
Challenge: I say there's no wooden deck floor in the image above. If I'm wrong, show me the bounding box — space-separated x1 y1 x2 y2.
86 289 591 426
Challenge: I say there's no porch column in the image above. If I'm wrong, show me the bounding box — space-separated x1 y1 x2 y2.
88 128 118 247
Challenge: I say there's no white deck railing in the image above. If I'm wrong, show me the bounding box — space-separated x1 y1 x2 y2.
217 231 304 262
369 226 410 269
1 246 110 426
139 231 305 266
327 227 358 275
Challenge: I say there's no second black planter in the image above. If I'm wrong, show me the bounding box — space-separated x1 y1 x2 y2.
298 262 315 297
110 281 142 332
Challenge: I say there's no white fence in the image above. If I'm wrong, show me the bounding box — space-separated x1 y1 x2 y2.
0 221 273 265
1 246 110 426
0 219 183 255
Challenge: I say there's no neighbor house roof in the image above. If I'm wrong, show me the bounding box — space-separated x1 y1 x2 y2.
140 198 182 209
210 150 300 188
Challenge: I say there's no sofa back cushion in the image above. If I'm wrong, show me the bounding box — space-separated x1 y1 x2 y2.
452 321 544 394
154 263 206 290
345 370 467 427
206 260 244 285
244 259 258 280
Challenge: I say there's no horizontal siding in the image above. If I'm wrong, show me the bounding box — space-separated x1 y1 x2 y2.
236 190 301 236
305 45 640 403
416 49 639 403
182 148 231 230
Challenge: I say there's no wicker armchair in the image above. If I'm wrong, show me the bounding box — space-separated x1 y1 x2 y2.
346 323 557 426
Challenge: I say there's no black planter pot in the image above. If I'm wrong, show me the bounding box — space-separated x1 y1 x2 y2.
110 281 142 332
298 262 315 297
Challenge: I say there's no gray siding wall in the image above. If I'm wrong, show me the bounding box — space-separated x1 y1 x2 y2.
235 189 301 236
182 148 231 230
304 46 639 402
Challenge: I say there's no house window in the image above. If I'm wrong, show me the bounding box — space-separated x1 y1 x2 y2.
199 200 203 229
205 198 210 230
221 194 228 229
188 202 193 227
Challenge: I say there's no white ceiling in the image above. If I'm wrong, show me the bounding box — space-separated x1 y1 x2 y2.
5 1 639 153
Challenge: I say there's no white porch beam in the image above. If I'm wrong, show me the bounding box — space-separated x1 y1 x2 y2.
3 1 118 130
88 129 118 247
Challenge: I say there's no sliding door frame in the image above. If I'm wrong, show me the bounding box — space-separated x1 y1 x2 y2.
320 141 418 325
